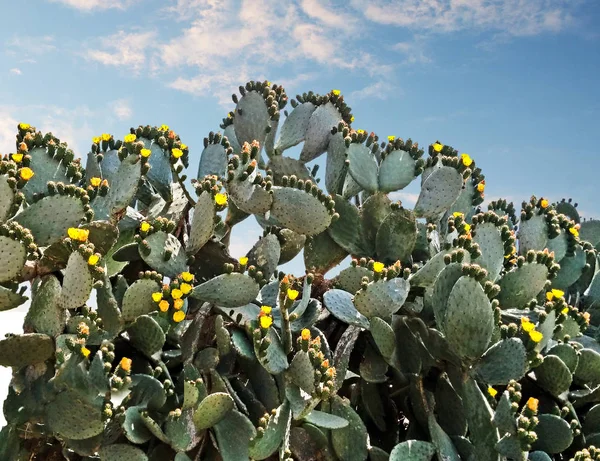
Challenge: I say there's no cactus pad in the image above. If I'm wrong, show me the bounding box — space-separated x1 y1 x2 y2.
301 102 341 162
369 317 396 359
497 263 549 308
0 285 27 311
249 401 291 460
187 191 215 255
121 278 161 322
213 410 256 461
354 277 410 319
375 207 417 263
127 315 166 356
46 390 104 440
234 91 271 149
574 348 600 386
0 175 15 222
140 231 187 277
198 143 228 179
24 275 66 337
21 147 71 202
331 396 369 461
472 222 504 281
270 186 333 236
518 214 548 254
389 440 436 461
347 143 379 193
414 166 463 219
0 333 54 367
0 236 26 283
60 251 93 309
532 414 573 454
535 354 573 396
191 273 259 308
99 444 149 460
474 338 527 385
378 150 418 193
323 289 370 328
275 102 316 153
193 391 234 429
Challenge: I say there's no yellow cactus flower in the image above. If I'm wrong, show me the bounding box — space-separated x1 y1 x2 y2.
239 256 249 266
546 289 565 301
11 153 23 163
152 292 163 302
215 193 228 206
583 312 591 324
180 283 192 295
569 227 579 238
540 199 549 209
67 228 89 242
321 359 330 368
561 306 569 315
287 289 299 300
90 177 102 187
19 123 30 130
78 322 90 336
141 148 151 158
174 298 184 310
387 135 395 142
181 272 194 282
173 310 185 323
529 330 543 343
92 136 101 144
120 357 132 372
260 315 273 329
477 182 485 193
171 289 183 300
487 386 498 398
356 129 365 135
301 328 311 341
520 317 535 332
526 397 539 412
19 167 34 180
464 224 471 233
172 148 183 159
453 212 464 218
88 254 99 266
332 89 341 96
100 133 110 141
159 300 169 312
124 133 137 143
81 347 91 358
325 367 336 378
432 142 443 152
160 124 170 131
260 305 272 315
350 116 355 122
180 143 188 150
373 262 385 273
140 222 151 233
460 153 473 167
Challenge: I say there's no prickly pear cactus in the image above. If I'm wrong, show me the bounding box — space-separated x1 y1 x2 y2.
1 86 599 461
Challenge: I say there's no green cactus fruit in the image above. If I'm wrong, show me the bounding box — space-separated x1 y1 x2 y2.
369 317 396 360
249 400 291 460
127 315 166 356
375 207 418 263
213 410 257 461
270 186 334 236
346 142 379 193
99 443 149 461
289 350 315 394
574 348 600 386
121 278 161 322
435 375 467 437
354 277 410 319
327 196 370 255
427 413 461 461
0 333 54 367
474 338 528 385
304 409 348 429
378 149 418 193
414 166 463 219
330 395 369 461
140 231 187 277
304 230 348 274
46 390 104 440
493 392 517 435
24 275 65 337
301 102 342 162
532 414 573 454
275 102 317 154
497 262 549 308
191 273 259 307
472 221 505 281
60 251 93 309
518 214 548 255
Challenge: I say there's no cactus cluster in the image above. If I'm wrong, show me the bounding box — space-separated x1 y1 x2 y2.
1 81 600 461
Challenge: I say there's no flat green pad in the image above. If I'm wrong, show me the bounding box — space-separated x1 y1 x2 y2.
574 348 600 386
304 409 348 429
255 328 289 374
347 143 379 193
0 285 27 311
213 410 257 461
535 354 573 396
0 236 26 283
140 231 187 278
0 333 54 367
497 263 549 308
474 338 527 385
583 404 600 435
21 147 71 202
300 102 342 162
552 246 586 291
532 414 573 454
234 90 270 148
445 276 494 361
13 194 86 247
99 444 149 460
92 154 142 220
267 156 312 184
547 343 579 372
127 315 166 356
0 175 14 222
472 222 504 281
25 275 65 337
547 232 568 262
337 266 373 294
389 440 436 461
492 392 517 435
323 289 369 328
61 252 93 309
370 316 396 359
270 186 332 236
248 400 291 460
327 196 370 256
354 277 410 318
414 166 463 219
375 207 417 263
461 378 499 461
379 150 417 192
325 131 349 195
518 214 548 255
275 101 316 153
247 233 280 278
46 390 104 440
289 350 315 393
146 141 173 201
427 414 461 461
411 250 470 288
432 262 463 332
191 273 259 308
304 230 348 274
331 396 369 461
580 219 600 247
193 392 234 429
361 193 392 245
188 191 215 255
121 278 161 322
198 143 228 179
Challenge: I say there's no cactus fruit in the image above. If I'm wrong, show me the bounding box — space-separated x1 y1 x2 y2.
0 82 599 460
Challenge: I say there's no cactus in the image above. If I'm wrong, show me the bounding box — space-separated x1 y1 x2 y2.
0 83 599 461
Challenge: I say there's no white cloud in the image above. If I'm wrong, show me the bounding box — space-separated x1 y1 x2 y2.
113 99 133 121
351 80 396 100
6 36 56 55
9 68 22 75
392 36 432 64
299 0 357 29
85 31 157 73
0 110 18 155
47 0 138 11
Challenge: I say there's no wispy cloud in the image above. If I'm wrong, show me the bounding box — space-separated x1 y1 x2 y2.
351 80 396 100
9 68 22 75
84 31 157 73
392 36 432 64
47 0 138 11
6 36 56 55
112 99 133 121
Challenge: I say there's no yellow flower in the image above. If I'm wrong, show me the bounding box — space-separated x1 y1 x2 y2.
102 133 111 141
19 123 30 130
432 142 443 152
569 227 579 238
181 272 194 282
171 289 183 300
92 136 101 144
387 135 395 142
239 257 249 266
356 129 365 135
159 300 169 312
152 292 163 302
350 116 355 122
172 148 183 159
260 315 273 329
460 153 473 167
477 182 485 193
464 224 471 233
332 89 341 96
19 167 34 180
453 212 464 218
526 397 539 412
173 310 185 323
11 153 23 163
140 222 151 232
180 283 192 295
141 148 151 158
81 347 91 358
546 289 565 301
260 305 272 315
180 143 188 150
90 177 102 187
373 262 385 273
287 289 299 300
540 199 549 209
529 330 543 343
160 124 170 131
67 228 89 242
583 312 590 324
325 367 336 378
487 387 498 398
120 357 132 372
88 254 99 266
215 193 228 206
301 328 311 340
124 134 137 143
520 317 535 332
561 307 569 315
174 298 184 310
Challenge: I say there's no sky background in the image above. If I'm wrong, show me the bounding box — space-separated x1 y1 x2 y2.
1 0 599 426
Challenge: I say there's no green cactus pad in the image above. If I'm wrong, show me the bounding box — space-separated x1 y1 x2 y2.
249 400 291 460
528 452 552 461
267 156 312 184
223 124 241 153
461 378 500 460
96 275 124 338
474 338 527 385
492 392 517 435
361 193 392 244
191 273 259 307
518 214 548 255
323 289 369 328
121 278 161 322
574 348 600 386
432 262 463 331
552 246 586 290
583 403 600 435
277 228 306 264
46 390 104 440
255 328 289 374
234 90 270 148
0 333 54 367
327 196 370 255
428 414 461 461
92 154 142 220
325 131 349 195
127 315 166 356
60 251 93 309
304 409 349 429
164 408 202 452
144 141 173 201
532 414 573 454
187 191 215 255
414 166 463 219
123 406 152 444
0 175 15 222
547 343 579 372
213 410 256 461
84 220 119 255
13 194 86 246
24 275 65 337
446 184 476 221
193 391 234 430
354 277 410 319
359 341 388 382
580 219 600 247
547 233 568 262
375 207 418 263
535 354 572 396
304 230 348 274
99 443 149 460
130 374 167 410
0 236 26 283
289 350 315 393
331 395 369 461
370 317 396 359
445 275 494 360
198 143 228 179
378 150 418 193
346 143 379 193
247 233 280 277
270 186 333 236
411 250 470 288
337 266 373 294
21 147 71 202
140 231 187 278
85 149 120 185
275 102 316 153
301 102 342 162
497 263 549 308
435 375 467 437
472 222 505 281
495 434 525 460
389 440 436 461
